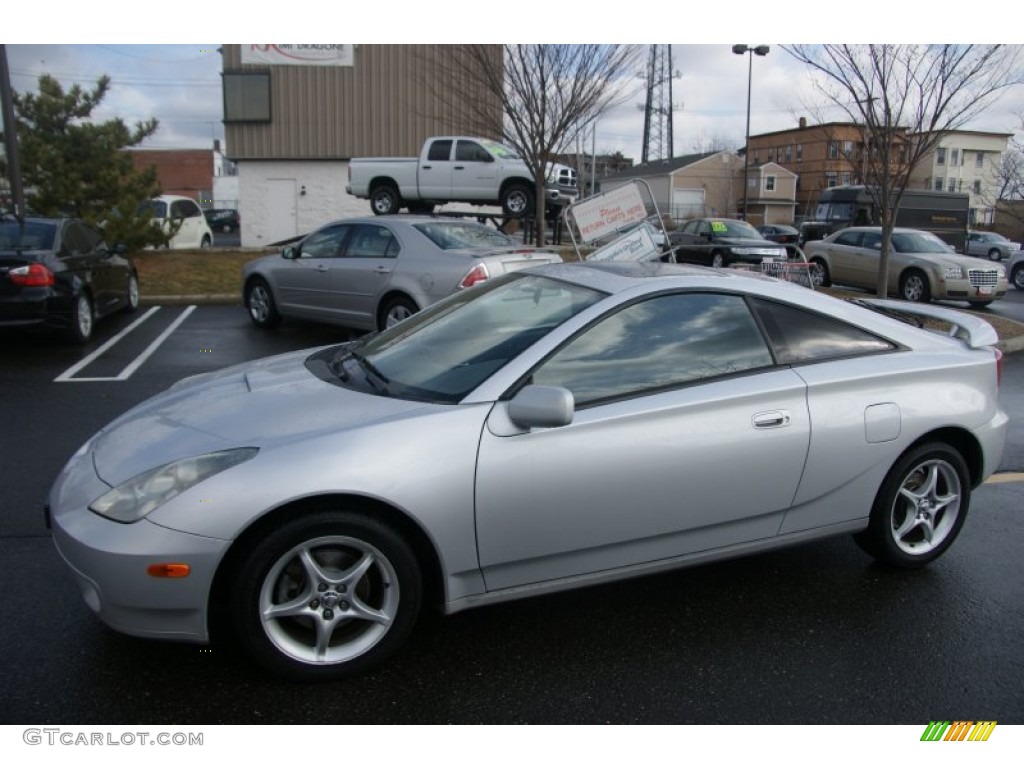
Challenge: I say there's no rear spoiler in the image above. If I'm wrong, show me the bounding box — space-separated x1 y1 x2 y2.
858 299 999 349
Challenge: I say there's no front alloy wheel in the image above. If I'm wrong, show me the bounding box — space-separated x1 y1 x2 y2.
232 512 422 681
855 443 970 568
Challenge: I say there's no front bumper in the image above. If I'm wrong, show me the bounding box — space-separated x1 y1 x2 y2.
48 452 229 642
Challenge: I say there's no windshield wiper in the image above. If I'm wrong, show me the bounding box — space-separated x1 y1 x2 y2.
330 349 390 393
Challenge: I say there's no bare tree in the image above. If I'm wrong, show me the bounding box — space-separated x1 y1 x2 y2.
785 44 1022 297
426 45 642 242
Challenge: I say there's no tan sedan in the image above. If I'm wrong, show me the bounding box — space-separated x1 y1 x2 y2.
804 227 1008 307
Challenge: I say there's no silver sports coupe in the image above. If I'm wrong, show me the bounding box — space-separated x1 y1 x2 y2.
48 262 1008 680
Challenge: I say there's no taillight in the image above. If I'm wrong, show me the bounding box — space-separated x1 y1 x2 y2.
459 263 490 289
8 263 55 287
995 347 1003 387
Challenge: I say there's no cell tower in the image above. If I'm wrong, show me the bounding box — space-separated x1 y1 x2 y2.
640 45 678 164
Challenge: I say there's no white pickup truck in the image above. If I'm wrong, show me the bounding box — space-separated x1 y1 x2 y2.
346 136 578 217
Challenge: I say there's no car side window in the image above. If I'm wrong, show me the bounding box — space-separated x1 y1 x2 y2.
531 292 774 406
299 225 351 259
861 232 882 249
60 223 91 256
834 231 862 247
696 221 711 238
427 140 452 162
456 140 491 163
345 224 399 258
750 298 896 364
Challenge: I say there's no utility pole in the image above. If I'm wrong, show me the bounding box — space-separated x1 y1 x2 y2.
640 45 679 164
0 44 26 220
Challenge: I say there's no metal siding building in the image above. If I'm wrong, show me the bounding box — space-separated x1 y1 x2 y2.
221 44 503 245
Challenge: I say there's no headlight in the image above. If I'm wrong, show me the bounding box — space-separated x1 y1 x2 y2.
945 266 964 279
89 448 259 523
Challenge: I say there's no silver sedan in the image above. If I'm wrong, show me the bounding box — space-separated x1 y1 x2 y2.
49 262 1007 680
242 215 562 332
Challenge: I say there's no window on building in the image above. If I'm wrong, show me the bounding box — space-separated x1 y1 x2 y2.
828 141 838 159
839 172 852 186
764 175 776 192
796 144 803 162
934 177 944 191
784 145 792 163
950 148 959 166
825 172 838 188
973 179 982 194
936 148 946 165
223 72 271 123
768 148 775 162
842 140 854 156
976 152 985 168
948 178 958 193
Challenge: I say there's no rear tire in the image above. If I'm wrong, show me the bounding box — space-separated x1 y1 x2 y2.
123 273 140 314
245 278 282 328
987 248 1001 261
854 442 970 568
65 292 94 344
370 185 401 216
378 295 418 331
501 183 535 218
809 257 831 287
1011 264 1024 290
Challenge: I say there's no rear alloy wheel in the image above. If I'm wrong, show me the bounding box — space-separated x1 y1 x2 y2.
501 183 535 218
231 511 422 681
123 273 140 314
1012 264 1024 290
899 269 931 303
371 185 401 216
988 248 1002 261
66 292 94 343
245 278 282 328
809 257 831 287
854 443 970 568
378 295 418 331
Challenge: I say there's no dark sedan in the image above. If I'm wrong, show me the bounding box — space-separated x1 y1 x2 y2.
757 224 801 256
0 217 138 343
668 218 787 267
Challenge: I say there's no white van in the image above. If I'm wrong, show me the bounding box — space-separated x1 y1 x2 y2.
143 195 214 249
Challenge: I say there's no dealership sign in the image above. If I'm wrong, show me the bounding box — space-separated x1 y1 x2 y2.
242 45 354 67
586 224 660 263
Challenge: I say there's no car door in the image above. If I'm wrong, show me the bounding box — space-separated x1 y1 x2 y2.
670 220 707 264
59 221 116 314
417 138 454 200
452 139 498 201
273 224 352 318
327 223 400 326
169 198 203 248
821 230 866 287
474 291 811 591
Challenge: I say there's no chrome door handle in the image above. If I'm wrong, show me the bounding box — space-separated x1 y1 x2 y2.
753 410 791 428
374 267 391 274
316 264 329 272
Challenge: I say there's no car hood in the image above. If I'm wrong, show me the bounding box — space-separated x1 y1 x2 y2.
713 236 783 248
91 347 433 486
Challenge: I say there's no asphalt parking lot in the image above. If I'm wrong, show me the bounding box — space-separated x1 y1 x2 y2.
1 303 1022 724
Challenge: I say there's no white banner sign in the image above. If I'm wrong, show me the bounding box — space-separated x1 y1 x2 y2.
242 45 354 67
571 182 648 244
586 225 660 263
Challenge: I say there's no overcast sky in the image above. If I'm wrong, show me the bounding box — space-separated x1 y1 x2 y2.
6 12 1024 163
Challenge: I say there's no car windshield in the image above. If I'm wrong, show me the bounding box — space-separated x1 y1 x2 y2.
351 272 606 403
139 200 168 218
481 140 520 160
0 221 57 250
814 202 855 221
711 220 762 238
414 221 519 250
891 232 955 254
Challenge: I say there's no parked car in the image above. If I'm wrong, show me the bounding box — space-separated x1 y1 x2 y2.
1008 250 1024 290
757 224 801 256
804 227 1008 307
965 230 1020 261
49 262 1007 680
0 216 139 342
141 195 213 249
204 208 240 233
242 215 563 332
668 218 787 267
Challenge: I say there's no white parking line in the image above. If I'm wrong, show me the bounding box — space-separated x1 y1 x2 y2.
54 305 197 383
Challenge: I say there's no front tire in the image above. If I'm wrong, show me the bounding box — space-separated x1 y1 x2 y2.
200 235 212 249
230 511 422 681
988 248 1002 261
370 185 401 216
710 251 727 269
245 278 282 328
1011 264 1024 290
123 272 140 314
854 442 970 568
810 257 831 287
899 269 931 302
501 183 535 217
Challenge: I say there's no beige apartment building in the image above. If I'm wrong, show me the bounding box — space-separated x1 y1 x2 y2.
220 44 502 246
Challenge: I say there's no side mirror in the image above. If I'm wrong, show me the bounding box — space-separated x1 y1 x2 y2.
282 245 297 259
507 385 574 429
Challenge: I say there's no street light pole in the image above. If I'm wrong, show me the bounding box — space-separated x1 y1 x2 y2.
732 44 769 222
